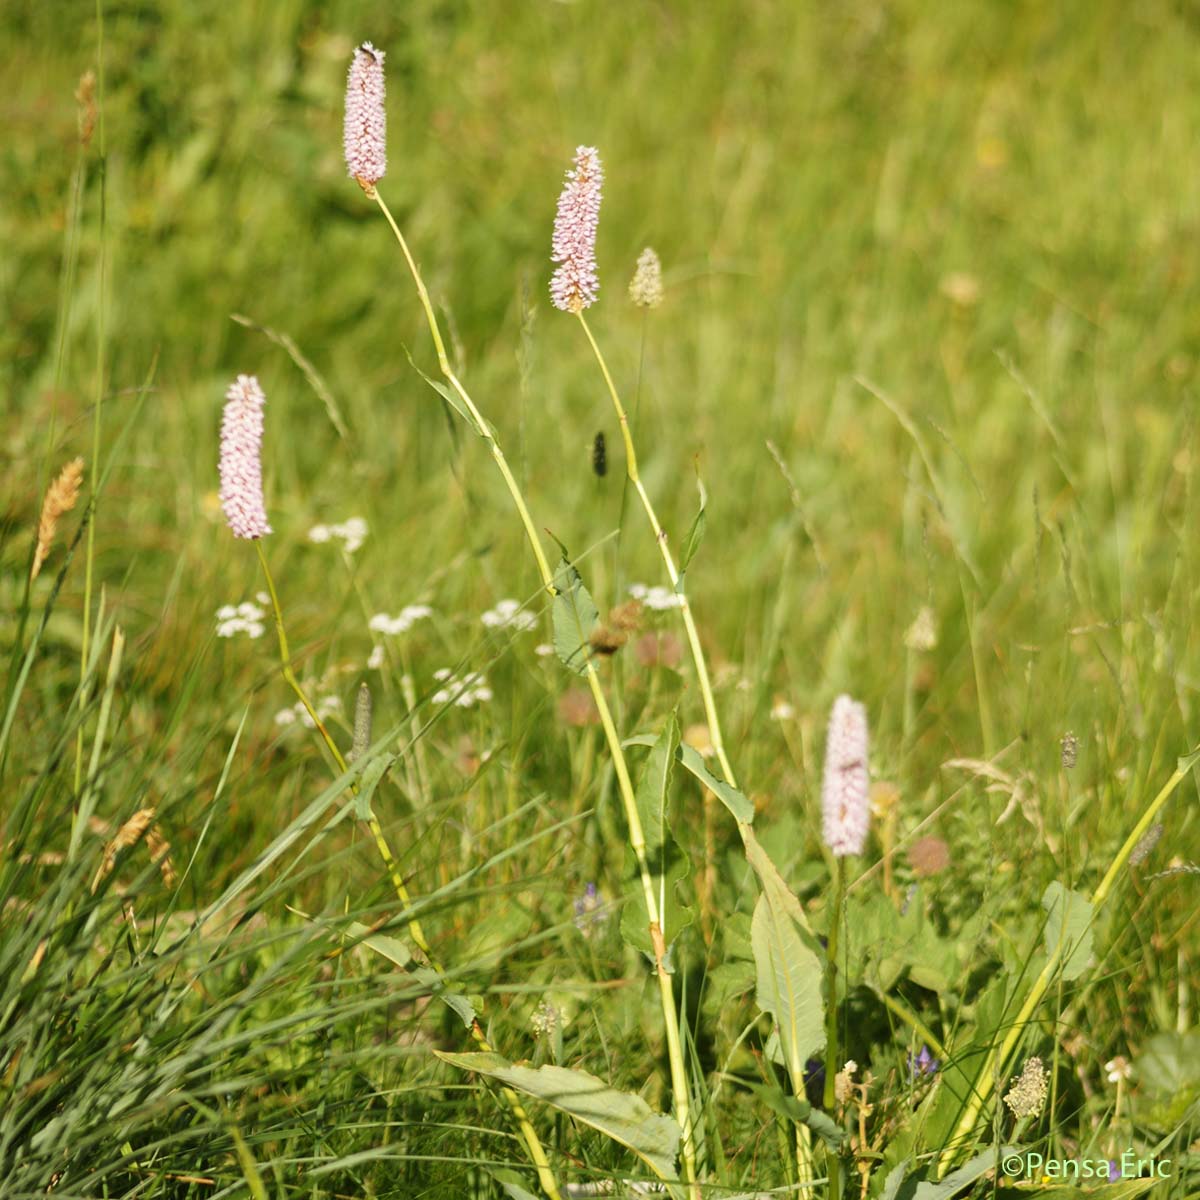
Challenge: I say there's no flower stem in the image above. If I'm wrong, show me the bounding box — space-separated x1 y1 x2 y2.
372 189 698 1195
822 859 846 1198
256 542 563 1198
576 313 737 792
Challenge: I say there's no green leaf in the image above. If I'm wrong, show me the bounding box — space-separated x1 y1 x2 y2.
879 1161 911 1200
1041 881 1093 980
679 469 708 572
434 1051 681 1181
402 345 490 436
636 713 680 855
747 1082 845 1149
352 752 395 821
992 1181 1158 1200
1135 1030 1200 1127
750 890 825 1093
623 733 754 825
912 1147 1015 1198
485 1168 540 1200
348 922 476 1029
552 556 599 676
621 716 693 958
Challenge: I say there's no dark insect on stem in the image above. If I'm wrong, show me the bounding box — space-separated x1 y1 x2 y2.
592 431 607 477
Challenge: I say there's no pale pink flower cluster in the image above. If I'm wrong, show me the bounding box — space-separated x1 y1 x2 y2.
344 42 387 189
550 146 603 313
821 694 870 857
218 374 271 540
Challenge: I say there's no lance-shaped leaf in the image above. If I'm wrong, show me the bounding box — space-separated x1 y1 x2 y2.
912 1146 1016 1198
624 733 753 825
435 1051 681 1182
553 556 600 676
621 716 693 958
679 469 708 573
742 826 824 1091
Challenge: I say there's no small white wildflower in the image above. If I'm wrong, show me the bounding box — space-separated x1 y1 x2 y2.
433 669 491 708
336 516 368 553
310 517 368 554
216 600 268 639
370 605 434 637
834 1060 858 1103
255 591 269 605
482 598 538 632
535 642 554 657
274 708 297 727
1105 1056 1131 1083
367 644 385 670
771 699 796 721
627 582 683 610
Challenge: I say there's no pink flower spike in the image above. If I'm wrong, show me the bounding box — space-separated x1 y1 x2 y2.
821 695 870 857
344 41 387 190
219 374 271 541
550 145 603 313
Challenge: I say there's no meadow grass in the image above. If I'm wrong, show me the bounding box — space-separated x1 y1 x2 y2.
2 0 1199 1195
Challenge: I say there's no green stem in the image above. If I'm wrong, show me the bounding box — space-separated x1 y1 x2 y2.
256 541 564 1199
371 190 556 595
75 0 107 803
822 860 845 1198
575 310 819 1187
936 750 1196 1175
371 186 704 1197
576 313 738 792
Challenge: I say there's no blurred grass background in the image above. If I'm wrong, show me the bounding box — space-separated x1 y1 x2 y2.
2 0 1199 1192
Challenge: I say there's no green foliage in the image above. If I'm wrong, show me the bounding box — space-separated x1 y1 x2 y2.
3 0 1199 1194
434 1052 683 1183
620 714 694 958
552 556 600 677
1041 881 1095 982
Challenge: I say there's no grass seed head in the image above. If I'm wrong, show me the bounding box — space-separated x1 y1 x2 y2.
628 246 663 309
31 457 84 581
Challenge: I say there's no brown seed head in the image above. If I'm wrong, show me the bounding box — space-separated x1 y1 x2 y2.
32 457 84 581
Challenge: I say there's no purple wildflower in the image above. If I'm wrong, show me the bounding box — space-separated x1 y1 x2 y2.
573 882 606 936
218 374 271 541
344 42 387 189
908 1045 939 1078
821 694 870 857
550 146 603 313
